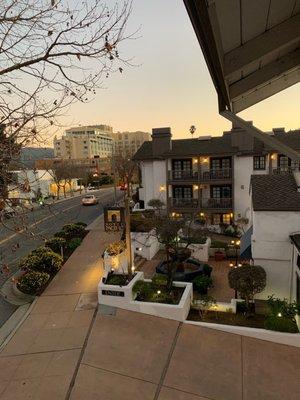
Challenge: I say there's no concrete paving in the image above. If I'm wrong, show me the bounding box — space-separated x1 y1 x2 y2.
0 217 300 400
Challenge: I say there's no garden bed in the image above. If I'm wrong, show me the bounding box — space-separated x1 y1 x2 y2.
188 309 266 329
134 282 184 305
104 273 136 286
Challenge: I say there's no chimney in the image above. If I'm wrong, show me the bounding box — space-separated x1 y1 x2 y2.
151 127 172 156
230 123 254 151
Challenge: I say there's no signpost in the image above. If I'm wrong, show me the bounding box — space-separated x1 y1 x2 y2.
104 206 125 232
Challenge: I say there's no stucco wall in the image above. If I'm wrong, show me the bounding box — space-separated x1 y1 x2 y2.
233 156 267 224
139 160 167 206
252 211 300 299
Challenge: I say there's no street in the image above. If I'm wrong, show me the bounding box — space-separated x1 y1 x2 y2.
0 187 123 326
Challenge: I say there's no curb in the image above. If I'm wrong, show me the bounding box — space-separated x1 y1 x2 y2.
0 299 37 350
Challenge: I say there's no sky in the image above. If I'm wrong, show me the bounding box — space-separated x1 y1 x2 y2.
61 0 299 140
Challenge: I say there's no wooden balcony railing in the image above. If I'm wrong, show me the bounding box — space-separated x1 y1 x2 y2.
202 168 232 181
202 197 232 209
168 168 232 181
168 170 198 180
170 198 199 208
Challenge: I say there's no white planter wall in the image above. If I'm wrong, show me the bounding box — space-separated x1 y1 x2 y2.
188 237 211 262
131 229 159 260
98 271 193 322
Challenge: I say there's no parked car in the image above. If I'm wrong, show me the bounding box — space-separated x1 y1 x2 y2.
82 195 98 206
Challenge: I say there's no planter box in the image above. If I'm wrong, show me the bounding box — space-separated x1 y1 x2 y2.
103 250 128 274
186 237 211 262
98 271 193 322
131 229 159 260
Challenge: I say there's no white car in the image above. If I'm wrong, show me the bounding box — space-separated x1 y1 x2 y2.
82 194 98 206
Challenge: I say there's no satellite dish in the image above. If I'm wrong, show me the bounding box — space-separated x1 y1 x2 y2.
189 125 196 137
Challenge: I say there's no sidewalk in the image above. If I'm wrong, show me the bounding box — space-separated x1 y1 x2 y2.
1 216 300 400
0 215 120 400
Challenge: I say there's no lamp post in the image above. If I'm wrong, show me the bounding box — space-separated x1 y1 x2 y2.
230 239 241 299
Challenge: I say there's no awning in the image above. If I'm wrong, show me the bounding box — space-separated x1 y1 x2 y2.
240 225 253 260
183 0 300 161
183 0 300 113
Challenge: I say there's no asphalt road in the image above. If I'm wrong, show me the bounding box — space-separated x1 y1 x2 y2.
0 187 123 326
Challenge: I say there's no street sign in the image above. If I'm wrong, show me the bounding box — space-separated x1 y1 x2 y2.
104 206 125 232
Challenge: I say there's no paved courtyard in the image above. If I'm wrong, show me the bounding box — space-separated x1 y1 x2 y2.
0 218 299 399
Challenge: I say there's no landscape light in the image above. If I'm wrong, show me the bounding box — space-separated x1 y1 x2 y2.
278 313 282 317
157 290 161 295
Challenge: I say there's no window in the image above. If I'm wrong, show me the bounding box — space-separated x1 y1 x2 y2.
253 156 266 170
210 157 231 170
212 214 221 225
222 214 231 224
211 186 231 198
173 186 192 199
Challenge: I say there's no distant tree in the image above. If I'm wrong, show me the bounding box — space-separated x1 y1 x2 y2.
0 0 132 205
228 264 266 312
147 198 165 215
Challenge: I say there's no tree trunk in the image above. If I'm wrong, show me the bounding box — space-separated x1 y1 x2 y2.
125 195 132 278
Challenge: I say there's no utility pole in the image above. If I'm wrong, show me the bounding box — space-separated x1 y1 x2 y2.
111 151 117 205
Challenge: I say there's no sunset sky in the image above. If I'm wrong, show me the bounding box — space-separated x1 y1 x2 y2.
61 0 299 140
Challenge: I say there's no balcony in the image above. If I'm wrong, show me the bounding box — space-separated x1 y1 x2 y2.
170 198 199 208
168 170 198 181
202 168 232 181
202 197 232 210
168 168 232 182
273 167 299 175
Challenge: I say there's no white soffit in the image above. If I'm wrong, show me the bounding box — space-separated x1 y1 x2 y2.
184 0 300 113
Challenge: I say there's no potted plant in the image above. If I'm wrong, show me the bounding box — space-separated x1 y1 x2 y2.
103 240 128 274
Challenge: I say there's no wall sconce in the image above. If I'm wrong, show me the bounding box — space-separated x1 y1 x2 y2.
200 212 205 217
271 153 276 160
230 213 234 218
159 185 166 192
193 185 199 190
193 158 198 164
171 212 176 217
202 157 209 163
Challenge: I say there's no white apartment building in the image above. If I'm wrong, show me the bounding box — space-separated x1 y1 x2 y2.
110 131 150 156
247 174 300 311
54 125 113 159
133 125 300 228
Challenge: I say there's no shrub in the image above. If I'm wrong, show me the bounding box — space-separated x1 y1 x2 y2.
17 271 50 295
203 264 213 277
68 237 82 252
132 280 154 301
228 264 266 310
105 241 126 256
106 274 129 286
18 247 63 275
74 221 87 228
264 315 298 333
61 223 86 238
264 295 299 333
193 275 213 294
45 237 66 254
152 273 168 287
